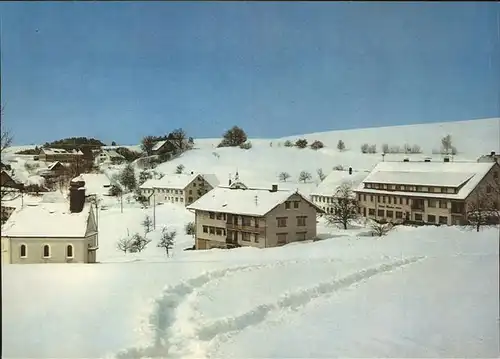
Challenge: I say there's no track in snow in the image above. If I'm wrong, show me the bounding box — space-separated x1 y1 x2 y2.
114 258 329 359
115 256 423 359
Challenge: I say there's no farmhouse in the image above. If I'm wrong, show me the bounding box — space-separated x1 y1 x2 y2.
354 160 500 225
93 149 125 165
310 169 368 214
187 181 324 250
1 178 98 264
152 139 190 155
139 173 219 206
39 148 84 163
477 151 500 164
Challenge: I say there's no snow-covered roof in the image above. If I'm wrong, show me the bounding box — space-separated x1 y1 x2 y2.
47 161 64 170
140 174 194 190
354 161 497 200
201 173 220 188
78 174 111 196
1 203 92 238
152 140 168 152
100 149 124 158
187 186 322 216
311 170 368 197
41 148 83 155
25 175 46 187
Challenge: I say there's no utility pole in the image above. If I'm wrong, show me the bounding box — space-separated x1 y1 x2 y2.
153 188 156 229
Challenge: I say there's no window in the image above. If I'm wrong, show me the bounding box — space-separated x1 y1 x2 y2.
377 209 384 217
428 199 436 208
294 201 299 209
203 226 208 233
20 244 27 258
296 232 307 241
254 218 260 228
388 197 391 204
395 211 403 219
66 245 74 258
382 196 386 203
285 201 291 209
216 213 223 220
427 215 436 223
43 244 51 258
209 227 215 234
368 208 375 216
439 216 448 225
414 213 423 221
215 228 222 236
399 197 403 205
254 235 259 243
363 194 367 201
188 196 193 203
439 201 447 209
175 197 179 202
296 216 307 226
386 210 394 218
406 198 410 205
277 233 287 245
241 232 251 242
209 212 215 219
189 190 192 194
277 217 287 228
242 217 251 226
370 195 374 202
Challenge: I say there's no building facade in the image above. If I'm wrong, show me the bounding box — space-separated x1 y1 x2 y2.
310 169 367 214
354 160 500 225
39 148 84 163
140 173 219 207
1 179 98 264
187 182 324 250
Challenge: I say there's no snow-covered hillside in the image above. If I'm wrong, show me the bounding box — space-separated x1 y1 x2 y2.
3 227 498 358
2 118 499 358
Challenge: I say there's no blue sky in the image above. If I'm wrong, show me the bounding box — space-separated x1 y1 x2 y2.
1 2 499 145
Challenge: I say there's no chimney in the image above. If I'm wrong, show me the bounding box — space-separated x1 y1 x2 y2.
443 156 450 163
348 167 352 175
69 178 86 213
271 184 278 192
254 195 258 205
491 151 496 156
191 171 194 175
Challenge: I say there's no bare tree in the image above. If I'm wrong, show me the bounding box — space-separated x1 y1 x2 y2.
466 186 500 232
325 183 359 229
1 106 13 153
441 134 453 155
185 221 196 237
129 233 151 253
298 171 312 183
278 172 291 182
117 236 134 253
142 215 153 235
317 168 326 182
169 128 188 151
382 143 390 154
141 136 156 156
337 140 346 151
175 164 185 174
158 227 176 257
371 221 393 237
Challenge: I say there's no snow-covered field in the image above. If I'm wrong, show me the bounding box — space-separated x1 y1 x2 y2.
2 117 500 358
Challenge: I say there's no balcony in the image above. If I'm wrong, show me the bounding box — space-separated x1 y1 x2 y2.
226 222 265 234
